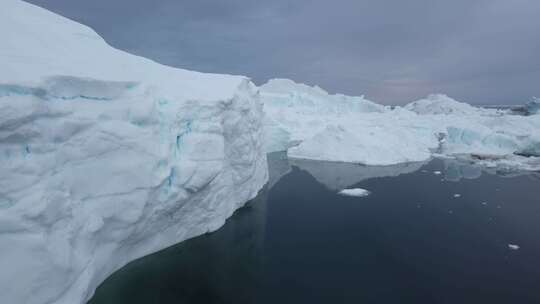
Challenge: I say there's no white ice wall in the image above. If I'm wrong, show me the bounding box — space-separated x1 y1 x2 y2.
0 1 268 303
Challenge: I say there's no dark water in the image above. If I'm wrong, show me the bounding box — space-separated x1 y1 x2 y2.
89 155 540 304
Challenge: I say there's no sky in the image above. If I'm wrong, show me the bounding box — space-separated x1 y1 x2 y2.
26 0 540 105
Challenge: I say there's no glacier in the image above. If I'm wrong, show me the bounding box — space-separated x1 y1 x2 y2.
0 1 267 304
261 81 540 170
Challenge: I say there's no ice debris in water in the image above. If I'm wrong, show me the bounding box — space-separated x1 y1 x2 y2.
453 194 461 198
433 171 442 175
338 188 371 197
508 244 520 250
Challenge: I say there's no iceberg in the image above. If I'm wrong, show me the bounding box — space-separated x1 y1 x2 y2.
403 94 497 115
0 1 267 304
262 80 540 170
261 78 387 153
525 97 540 115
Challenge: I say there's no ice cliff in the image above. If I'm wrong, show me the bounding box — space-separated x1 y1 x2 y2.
0 1 267 304
262 81 540 170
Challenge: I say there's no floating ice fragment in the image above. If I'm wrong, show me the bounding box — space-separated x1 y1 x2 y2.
338 188 370 197
508 244 520 250
453 193 461 198
433 171 442 175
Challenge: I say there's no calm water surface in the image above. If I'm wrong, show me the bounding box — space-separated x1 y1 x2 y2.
89 154 540 304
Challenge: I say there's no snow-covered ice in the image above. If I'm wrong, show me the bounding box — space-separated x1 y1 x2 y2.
404 94 496 116
338 188 371 197
261 78 387 154
262 81 540 170
0 1 267 304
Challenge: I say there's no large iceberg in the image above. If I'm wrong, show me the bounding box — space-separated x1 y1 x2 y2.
262 80 540 169
0 1 267 304
261 78 386 153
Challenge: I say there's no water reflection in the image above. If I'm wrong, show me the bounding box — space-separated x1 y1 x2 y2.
290 158 427 191
442 158 540 182
266 152 291 189
89 155 540 304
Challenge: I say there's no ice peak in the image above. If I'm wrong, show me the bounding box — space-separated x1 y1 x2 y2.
405 94 481 115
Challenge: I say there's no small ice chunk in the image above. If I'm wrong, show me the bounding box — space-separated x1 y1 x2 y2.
433 171 442 175
481 202 488 205
338 188 370 197
453 193 461 198
508 244 520 250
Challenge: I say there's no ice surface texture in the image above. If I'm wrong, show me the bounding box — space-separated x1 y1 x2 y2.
261 82 540 170
0 1 267 304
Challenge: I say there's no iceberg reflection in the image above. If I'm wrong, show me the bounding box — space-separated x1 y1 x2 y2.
290 158 427 191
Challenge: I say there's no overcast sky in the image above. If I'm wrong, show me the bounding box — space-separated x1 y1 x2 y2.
27 0 540 105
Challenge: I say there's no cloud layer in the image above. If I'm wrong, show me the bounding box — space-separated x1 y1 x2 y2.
27 0 540 104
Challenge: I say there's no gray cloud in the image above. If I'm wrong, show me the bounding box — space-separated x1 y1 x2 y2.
25 0 540 104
